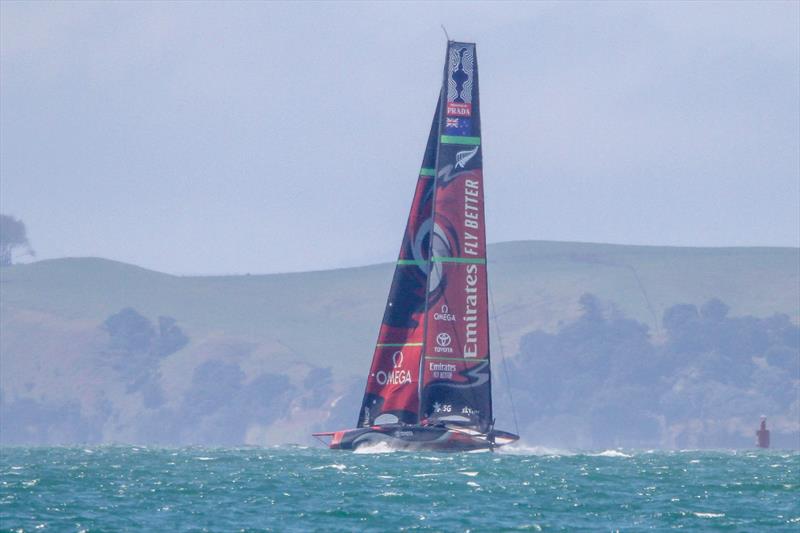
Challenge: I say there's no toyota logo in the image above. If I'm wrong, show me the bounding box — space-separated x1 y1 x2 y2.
436 332 452 347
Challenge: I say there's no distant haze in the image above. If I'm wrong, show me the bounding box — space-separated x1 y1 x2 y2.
1 1 798 275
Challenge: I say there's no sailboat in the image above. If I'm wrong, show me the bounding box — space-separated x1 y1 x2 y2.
313 41 519 451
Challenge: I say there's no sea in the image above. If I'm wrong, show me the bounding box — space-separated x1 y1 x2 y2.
1 445 797 532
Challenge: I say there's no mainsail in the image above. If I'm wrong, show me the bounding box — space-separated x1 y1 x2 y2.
358 41 491 432
420 42 491 431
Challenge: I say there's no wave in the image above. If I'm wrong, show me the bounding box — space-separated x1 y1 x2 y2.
589 450 633 458
311 463 347 470
352 442 397 454
499 445 635 458
498 443 575 456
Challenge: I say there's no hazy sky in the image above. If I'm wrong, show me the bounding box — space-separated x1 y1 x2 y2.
2 1 798 274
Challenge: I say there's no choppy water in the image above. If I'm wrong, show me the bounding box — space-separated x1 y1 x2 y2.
1 445 797 531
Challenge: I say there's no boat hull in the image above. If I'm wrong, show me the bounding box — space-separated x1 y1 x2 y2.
314 425 519 452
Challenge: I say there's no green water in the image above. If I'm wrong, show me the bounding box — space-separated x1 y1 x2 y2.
1 446 797 531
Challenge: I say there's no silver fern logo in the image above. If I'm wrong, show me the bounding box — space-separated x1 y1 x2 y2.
455 145 479 169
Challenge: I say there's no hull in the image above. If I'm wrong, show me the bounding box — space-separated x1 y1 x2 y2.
314 425 519 452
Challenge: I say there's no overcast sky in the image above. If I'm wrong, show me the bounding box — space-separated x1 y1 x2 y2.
2 1 798 274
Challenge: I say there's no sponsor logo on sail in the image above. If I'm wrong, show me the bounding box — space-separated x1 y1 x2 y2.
374 350 412 386
446 102 472 117
463 177 480 255
430 361 456 379
433 402 452 413
462 171 482 358
434 332 453 354
464 263 479 358
434 304 456 322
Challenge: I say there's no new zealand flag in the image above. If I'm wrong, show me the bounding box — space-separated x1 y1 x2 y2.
444 116 472 136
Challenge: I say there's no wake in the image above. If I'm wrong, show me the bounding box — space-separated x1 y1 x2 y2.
498 443 575 456
352 442 398 454
499 443 635 458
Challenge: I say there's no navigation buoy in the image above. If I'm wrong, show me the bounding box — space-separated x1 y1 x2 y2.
756 416 770 448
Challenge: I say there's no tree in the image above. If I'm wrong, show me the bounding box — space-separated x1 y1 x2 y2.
155 316 189 357
103 308 156 353
701 298 730 321
0 214 34 266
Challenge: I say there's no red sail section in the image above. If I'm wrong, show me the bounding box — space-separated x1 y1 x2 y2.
420 42 492 431
357 102 440 427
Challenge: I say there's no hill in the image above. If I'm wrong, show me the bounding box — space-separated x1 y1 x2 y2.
1 241 798 447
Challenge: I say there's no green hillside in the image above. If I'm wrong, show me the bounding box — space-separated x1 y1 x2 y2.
2 241 797 375
6 241 800 362
1 241 798 446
